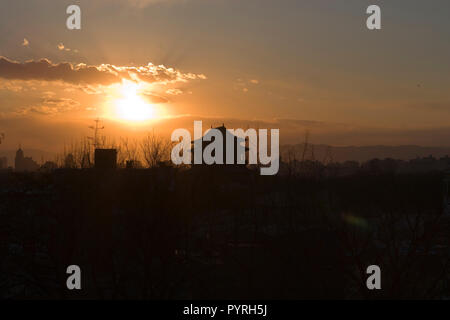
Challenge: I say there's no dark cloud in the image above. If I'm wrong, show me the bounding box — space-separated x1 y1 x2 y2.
15 97 81 116
0 56 206 86
0 57 118 85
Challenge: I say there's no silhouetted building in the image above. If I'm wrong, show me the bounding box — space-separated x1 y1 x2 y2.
95 148 117 169
191 124 249 168
0 156 7 169
15 147 39 172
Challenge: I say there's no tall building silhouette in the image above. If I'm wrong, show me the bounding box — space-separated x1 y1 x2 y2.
15 147 39 172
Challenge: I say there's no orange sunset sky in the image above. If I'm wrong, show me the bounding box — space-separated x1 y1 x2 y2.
1 0 450 153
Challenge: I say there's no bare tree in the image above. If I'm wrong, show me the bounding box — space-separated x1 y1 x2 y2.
121 137 140 162
140 132 172 168
61 137 93 168
301 130 309 162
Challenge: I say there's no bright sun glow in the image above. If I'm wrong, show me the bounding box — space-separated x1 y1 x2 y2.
114 81 155 121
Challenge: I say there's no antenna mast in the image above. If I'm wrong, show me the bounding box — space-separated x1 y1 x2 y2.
88 118 104 148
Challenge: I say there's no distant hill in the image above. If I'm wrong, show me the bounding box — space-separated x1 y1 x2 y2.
0 149 56 168
281 144 450 163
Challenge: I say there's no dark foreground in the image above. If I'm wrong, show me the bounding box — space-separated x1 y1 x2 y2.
0 167 449 299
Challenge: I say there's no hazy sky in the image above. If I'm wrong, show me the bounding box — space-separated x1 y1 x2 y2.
1 0 450 151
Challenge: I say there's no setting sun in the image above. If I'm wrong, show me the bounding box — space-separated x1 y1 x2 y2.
113 81 155 122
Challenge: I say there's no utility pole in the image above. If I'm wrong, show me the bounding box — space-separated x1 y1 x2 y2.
88 118 104 149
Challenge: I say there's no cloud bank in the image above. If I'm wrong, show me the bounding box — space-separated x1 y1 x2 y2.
0 56 206 87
